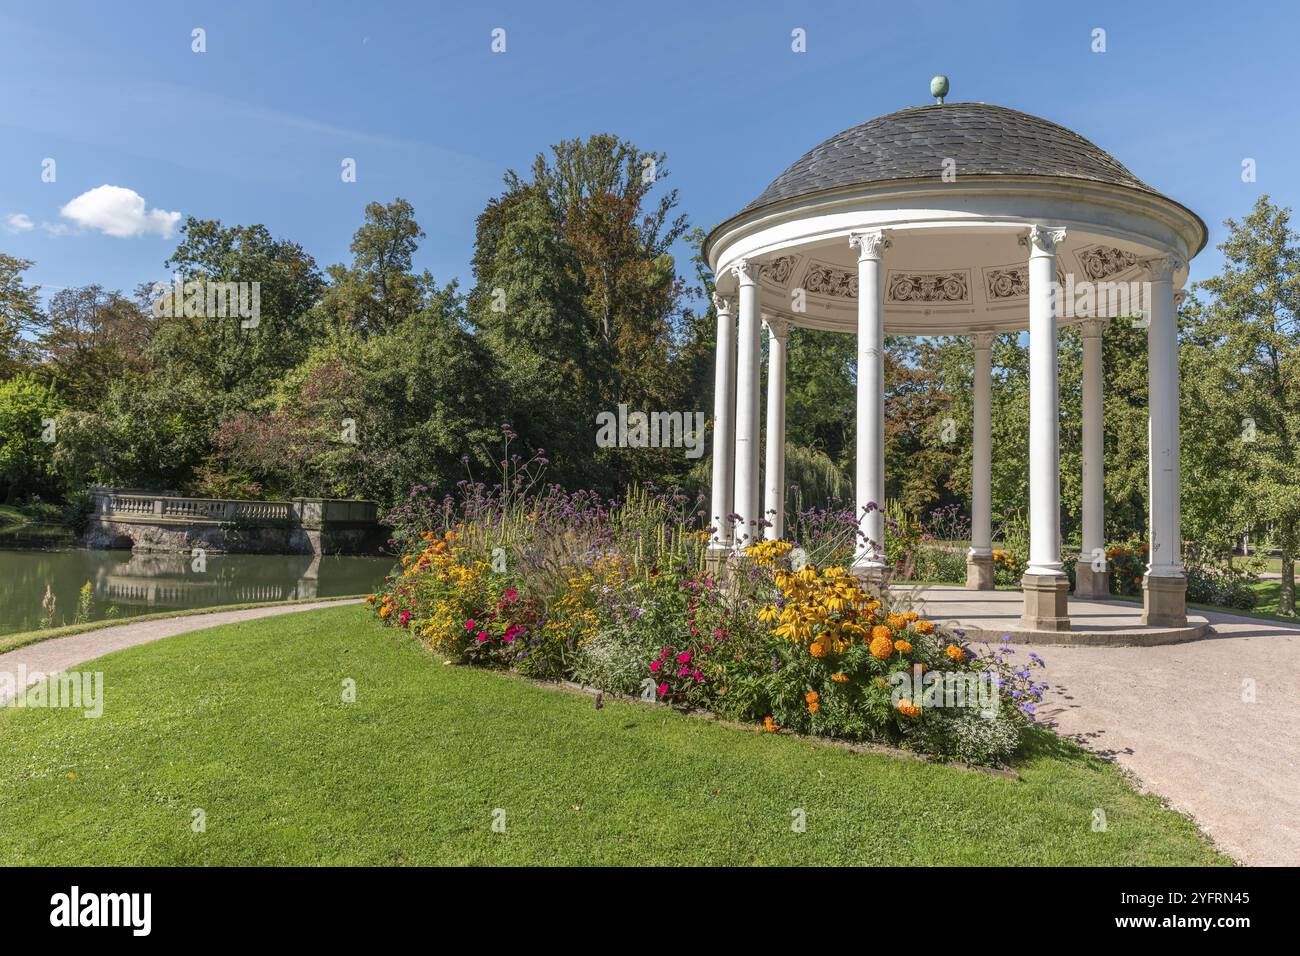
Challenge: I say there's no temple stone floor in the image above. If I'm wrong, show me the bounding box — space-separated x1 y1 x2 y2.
891 584 1209 646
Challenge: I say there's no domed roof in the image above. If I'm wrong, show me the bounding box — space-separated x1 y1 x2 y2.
742 103 1157 213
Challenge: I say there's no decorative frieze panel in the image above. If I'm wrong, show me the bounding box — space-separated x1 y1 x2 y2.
887 270 971 305
984 264 1030 300
803 260 858 299
761 254 800 288
1074 244 1139 281
983 264 1067 300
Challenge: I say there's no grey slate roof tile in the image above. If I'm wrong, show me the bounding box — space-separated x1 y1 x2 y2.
742 103 1155 214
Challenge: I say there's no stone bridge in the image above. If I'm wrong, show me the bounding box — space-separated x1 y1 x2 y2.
84 489 383 555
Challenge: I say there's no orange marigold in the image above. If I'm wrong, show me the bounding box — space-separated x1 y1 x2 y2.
831 673 850 683
904 612 919 623
762 716 780 733
869 633 895 660
807 701 820 714
805 690 820 705
897 699 921 718
809 638 829 658
871 624 892 643
913 620 935 635
945 644 965 662
894 639 912 654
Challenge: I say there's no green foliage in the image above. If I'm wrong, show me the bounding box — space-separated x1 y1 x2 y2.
0 374 62 503
0 254 44 376
1182 195 1300 611
149 217 325 411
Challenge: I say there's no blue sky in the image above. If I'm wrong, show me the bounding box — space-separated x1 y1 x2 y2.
1 0 1294 303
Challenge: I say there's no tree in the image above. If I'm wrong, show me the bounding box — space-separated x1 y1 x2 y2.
1183 196 1300 612
0 374 61 503
0 253 42 376
38 285 152 405
149 218 324 412
214 282 499 502
318 198 432 337
470 181 605 490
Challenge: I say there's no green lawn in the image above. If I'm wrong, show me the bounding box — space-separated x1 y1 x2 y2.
0 605 1227 866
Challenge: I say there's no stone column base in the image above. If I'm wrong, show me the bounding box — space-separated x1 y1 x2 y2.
1020 572 1071 631
1143 573 1187 627
704 547 730 579
850 564 887 590
965 552 994 590
1074 563 1110 599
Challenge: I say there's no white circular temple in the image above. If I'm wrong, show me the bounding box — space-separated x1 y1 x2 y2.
705 99 1206 633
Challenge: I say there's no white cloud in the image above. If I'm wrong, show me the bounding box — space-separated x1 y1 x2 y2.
4 212 35 233
59 185 181 239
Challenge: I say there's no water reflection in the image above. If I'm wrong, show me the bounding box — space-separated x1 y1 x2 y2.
0 549 394 636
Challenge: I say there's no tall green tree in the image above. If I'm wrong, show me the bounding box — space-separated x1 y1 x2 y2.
149 218 324 411
38 285 152 405
318 198 432 337
0 253 42 376
1183 196 1300 612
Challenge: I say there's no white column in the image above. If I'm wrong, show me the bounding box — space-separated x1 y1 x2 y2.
1024 225 1066 577
731 259 763 549
969 331 995 560
1080 317 1109 573
707 292 736 549
849 229 889 570
763 314 790 540
1144 257 1184 576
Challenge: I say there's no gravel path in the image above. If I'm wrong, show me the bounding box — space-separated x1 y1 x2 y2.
0 600 362 706
1035 606 1300 865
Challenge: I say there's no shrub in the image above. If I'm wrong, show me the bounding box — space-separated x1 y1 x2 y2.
992 549 1025 586
1105 539 1148 595
1185 560 1258 609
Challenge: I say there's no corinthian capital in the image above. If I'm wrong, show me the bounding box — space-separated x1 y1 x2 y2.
1078 317 1110 338
1020 225 1067 257
763 314 791 341
711 291 733 315
1141 255 1184 283
729 258 764 285
849 229 891 261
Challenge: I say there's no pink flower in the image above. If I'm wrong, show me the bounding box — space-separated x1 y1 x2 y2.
465 619 476 631
657 682 669 697
476 631 488 643
677 666 689 677
504 588 519 602
692 670 703 682
676 651 691 664
399 610 411 625
650 660 662 673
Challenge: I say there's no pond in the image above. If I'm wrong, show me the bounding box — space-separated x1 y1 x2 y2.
0 548 395 637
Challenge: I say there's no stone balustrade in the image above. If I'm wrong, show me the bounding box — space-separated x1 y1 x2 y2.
85 489 381 555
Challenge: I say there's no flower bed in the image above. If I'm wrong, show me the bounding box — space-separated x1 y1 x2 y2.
369 431 1047 766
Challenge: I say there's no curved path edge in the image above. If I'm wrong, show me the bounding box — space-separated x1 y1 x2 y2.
0 599 363 706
